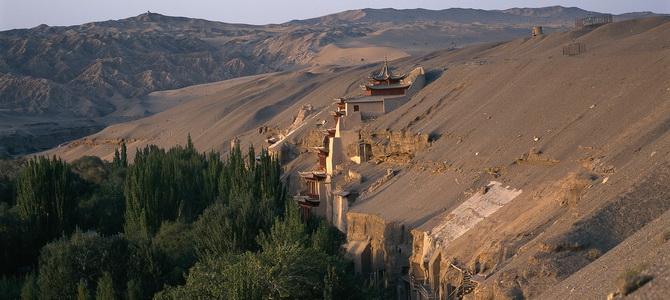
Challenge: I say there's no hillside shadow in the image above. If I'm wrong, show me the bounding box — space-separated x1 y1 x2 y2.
545 163 670 270
409 211 444 229
424 69 445 85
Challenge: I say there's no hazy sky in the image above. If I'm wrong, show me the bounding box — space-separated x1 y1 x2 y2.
1 0 669 31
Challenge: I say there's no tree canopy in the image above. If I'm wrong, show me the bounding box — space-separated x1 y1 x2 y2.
0 141 381 299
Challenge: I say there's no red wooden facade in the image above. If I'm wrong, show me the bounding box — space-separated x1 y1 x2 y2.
363 58 410 96
364 85 409 96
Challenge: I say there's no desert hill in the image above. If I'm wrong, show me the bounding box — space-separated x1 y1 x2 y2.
1 6 664 155
298 6 603 25
42 15 670 298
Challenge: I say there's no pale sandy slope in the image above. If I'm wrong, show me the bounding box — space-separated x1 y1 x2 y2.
109 74 263 118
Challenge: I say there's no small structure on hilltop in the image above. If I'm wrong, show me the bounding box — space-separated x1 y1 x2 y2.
532 26 543 37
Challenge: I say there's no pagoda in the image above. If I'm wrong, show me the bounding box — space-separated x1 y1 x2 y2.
362 57 411 96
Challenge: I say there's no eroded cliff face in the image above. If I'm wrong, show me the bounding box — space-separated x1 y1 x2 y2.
350 130 432 162
346 212 413 278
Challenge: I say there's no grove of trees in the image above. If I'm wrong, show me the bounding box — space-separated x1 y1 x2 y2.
0 140 389 299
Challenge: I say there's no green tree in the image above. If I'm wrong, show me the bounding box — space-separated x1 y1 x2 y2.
153 221 196 285
323 266 337 300
15 156 77 244
0 174 13 205
206 145 287 254
123 142 282 240
71 156 125 235
37 231 128 299
256 203 308 254
311 220 346 256
0 203 34 274
123 145 168 238
95 272 115 300
0 275 24 300
77 279 89 300
113 142 127 169
125 279 141 300
20 273 37 300
192 203 240 257
193 190 276 257
202 151 222 207
71 156 107 186
125 238 170 299
186 134 194 150
0 156 23 205
124 144 212 238
158 205 344 299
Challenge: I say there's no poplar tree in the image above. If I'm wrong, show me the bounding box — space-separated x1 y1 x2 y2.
113 142 127 169
124 143 216 238
15 156 76 244
77 279 89 300
20 273 38 300
95 272 115 300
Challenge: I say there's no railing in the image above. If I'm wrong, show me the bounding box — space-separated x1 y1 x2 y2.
296 190 320 200
411 277 436 300
448 264 478 299
461 272 475 295
575 14 613 28
416 284 436 300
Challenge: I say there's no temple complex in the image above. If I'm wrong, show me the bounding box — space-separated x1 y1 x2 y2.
293 59 425 226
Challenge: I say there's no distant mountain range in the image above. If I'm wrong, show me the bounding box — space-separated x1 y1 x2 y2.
0 6 664 155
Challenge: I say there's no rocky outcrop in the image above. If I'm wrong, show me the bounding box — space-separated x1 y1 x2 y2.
348 130 432 163
67 137 154 148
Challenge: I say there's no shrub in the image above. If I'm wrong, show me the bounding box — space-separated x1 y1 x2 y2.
615 262 653 296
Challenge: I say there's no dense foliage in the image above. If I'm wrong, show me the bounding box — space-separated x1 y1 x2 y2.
0 140 382 299
15 156 77 245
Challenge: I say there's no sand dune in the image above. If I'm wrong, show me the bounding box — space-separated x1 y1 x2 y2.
310 44 409 67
